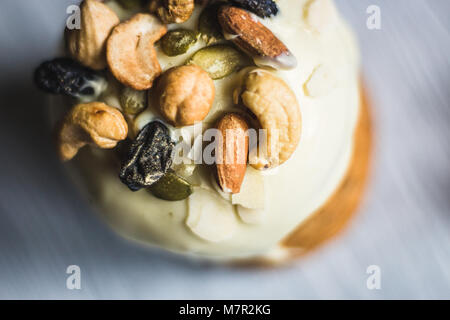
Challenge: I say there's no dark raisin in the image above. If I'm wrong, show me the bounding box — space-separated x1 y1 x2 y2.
119 121 175 191
33 58 105 100
229 0 278 18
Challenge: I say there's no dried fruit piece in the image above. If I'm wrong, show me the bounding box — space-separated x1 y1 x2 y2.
149 171 193 201
235 69 301 169
186 188 237 242
119 121 175 191
149 0 195 24
198 3 223 44
34 58 106 101
58 102 128 161
107 13 167 90
187 44 250 79
216 113 249 194
218 6 296 70
66 0 120 70
120 87 147 115
160 29 198 57
156 65 215 127
229 0 278 18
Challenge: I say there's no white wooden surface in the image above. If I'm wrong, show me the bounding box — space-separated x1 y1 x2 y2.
0 0 448 299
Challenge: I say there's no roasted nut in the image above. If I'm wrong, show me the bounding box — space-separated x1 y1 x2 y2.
235 69 301 169
187 44 251 80
156 65 215 127
149 0 194 24
218 6 297 70
107 13 167 90
58 102 128 161
215 113 249 194
66 0 120 70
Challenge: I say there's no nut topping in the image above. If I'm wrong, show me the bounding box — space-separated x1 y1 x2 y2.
106 13 167 90
66 0 120 70
58 102 128 161
149 0 195 24
215 113 249 194
235 69 301 169
218 6 297 70
156 65 215 127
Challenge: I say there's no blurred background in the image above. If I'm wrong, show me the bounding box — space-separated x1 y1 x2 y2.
0 0 449 299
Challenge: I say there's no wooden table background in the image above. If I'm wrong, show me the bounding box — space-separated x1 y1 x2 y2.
0 0 448 299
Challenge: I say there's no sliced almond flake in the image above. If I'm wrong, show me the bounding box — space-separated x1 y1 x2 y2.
186 188 237 242
303 64 337 97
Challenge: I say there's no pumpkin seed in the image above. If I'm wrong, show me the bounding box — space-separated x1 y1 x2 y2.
150 171 193 201
120 87 147 115
187 44 250 80
160 29 198 57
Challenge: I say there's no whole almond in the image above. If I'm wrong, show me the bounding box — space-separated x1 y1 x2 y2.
218 6 296 69
216 113 249 194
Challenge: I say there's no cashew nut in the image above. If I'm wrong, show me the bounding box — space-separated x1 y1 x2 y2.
149 0 195 24
58 102 128 161
156 65 215 127
106 13 167 90
66 0 120 70
235 68 302 169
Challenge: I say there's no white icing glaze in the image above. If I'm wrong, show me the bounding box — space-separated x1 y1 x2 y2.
76 0 361 260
